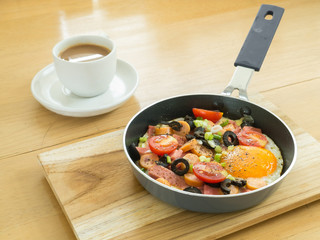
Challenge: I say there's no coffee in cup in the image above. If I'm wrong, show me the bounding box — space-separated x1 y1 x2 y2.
52 35 117 97
59 44 111 62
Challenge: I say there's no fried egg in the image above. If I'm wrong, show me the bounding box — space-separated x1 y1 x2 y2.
221 136 283 184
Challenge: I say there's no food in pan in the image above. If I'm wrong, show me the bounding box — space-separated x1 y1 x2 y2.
132 107 283 195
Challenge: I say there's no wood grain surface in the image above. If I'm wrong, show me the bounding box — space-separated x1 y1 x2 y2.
2 0 320 239
38 94 320 240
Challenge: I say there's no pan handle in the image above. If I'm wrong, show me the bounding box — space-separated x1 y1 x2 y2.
222 4 284 100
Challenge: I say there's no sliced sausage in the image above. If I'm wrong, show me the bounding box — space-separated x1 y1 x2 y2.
180 138 198 152
183 153 200 172
191 143 214 157
147 125 156 137
169 149 184 161
139 153 159 169
136 146 151 155
172 121 191 136
184 173 204 187
172 134 187 147
203 184 223 195
155 126 173 135
148 165 189 190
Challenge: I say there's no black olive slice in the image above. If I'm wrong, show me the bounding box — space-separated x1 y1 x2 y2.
194 127 205 139
184 115 194 121
231 178 247 187
240 106 252 116
171 158 189 176
159 154 169 163
202 140 213 149
220 179 232 194
186 120 195 130
241 121 253 128
155 161 169 168
184 115 195 129
243 114 254 123
185 134 196 141
202 139 219 149
223 131 239 146
168 121 182 131
241 114 254 127
213 138 221 146
183 186 202 194
205 182 221 188
159 120 182 131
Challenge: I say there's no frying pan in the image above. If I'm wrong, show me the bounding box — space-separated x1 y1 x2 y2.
123 4 297 213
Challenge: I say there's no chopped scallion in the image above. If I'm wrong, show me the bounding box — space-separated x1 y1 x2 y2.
193 119 211 130
207 140 216 148
204 132 213 140
226 174 235 180
199 156 211 162
138 142 146 148
215 145 222 153
193 120 203 128
204 119 212 131
213 134 221 140
228 145 234 151
214 153 222 162
220 119 229 127
166 155 172 164
139 137 147 143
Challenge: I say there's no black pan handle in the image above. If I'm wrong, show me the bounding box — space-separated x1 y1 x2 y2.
234 4 284 71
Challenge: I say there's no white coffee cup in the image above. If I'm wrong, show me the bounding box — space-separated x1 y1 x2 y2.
52 35 117 97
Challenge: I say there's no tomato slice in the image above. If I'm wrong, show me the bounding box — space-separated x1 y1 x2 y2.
237 126 268 147
192 108 223 123
193 162 227 183
148 135 178 155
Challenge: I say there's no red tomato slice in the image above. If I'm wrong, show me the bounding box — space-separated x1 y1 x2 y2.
148 135 178 155
243 126 262 133
237 126 268 147
192 108 223 123
193 162 227 183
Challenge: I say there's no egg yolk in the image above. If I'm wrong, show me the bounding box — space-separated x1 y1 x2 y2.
221 146 277 179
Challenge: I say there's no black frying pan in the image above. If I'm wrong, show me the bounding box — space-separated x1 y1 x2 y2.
123 4 297 212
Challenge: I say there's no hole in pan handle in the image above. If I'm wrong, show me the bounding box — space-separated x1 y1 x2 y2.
222 4 284 101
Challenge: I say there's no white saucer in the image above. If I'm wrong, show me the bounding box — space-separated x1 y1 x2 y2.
31 59 139 117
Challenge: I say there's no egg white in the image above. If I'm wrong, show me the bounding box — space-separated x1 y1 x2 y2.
261 135 284 184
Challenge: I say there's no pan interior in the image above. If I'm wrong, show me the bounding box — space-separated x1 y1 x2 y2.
124 94 295 175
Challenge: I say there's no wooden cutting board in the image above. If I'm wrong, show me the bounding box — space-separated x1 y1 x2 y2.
38 94 320 240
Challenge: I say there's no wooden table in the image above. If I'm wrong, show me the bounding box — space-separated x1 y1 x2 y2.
1 0 320 239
